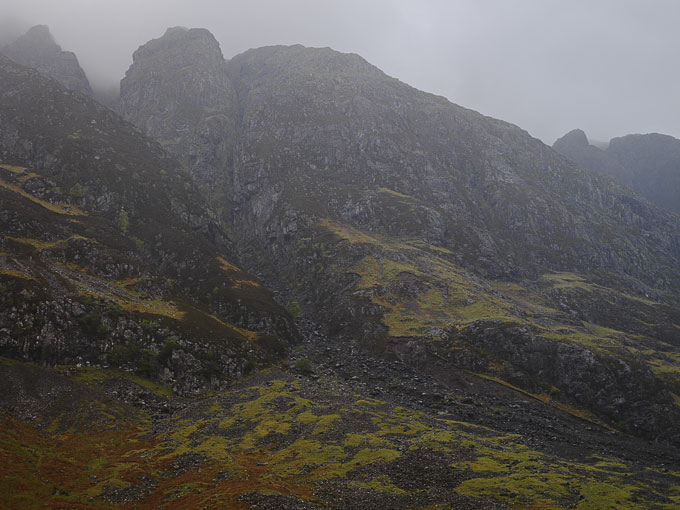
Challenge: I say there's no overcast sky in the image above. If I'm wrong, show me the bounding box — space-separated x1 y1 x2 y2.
1 0 678 144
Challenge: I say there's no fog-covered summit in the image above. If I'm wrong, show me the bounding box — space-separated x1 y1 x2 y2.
1 24 92 95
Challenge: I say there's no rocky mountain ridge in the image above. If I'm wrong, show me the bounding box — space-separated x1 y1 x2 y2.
553 128 680 214
121 32 680 286
2 24 680 509
113 27 680 442
119 27 237 196
1 24 93 96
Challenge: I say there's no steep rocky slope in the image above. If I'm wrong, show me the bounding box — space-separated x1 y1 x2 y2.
119 27 237 213
117 30 680 440
0 55 295 393
223 45 680 285
1 24 92 96
552 129 625 180
554 129 680 214
119 32 680 288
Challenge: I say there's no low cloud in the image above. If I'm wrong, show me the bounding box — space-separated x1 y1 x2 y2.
1 0 678 144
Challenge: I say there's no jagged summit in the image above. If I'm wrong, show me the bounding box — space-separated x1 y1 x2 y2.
609 132 679 153
229 43 385 79
553 128 589 150
119 27 236 191
129 26 224 66
18 24 55 45
1 24 92 95
607 133 680 213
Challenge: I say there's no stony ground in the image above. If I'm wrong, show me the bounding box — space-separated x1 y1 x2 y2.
2 320 680 510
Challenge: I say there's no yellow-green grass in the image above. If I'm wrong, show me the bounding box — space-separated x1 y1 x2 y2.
0 176 87 216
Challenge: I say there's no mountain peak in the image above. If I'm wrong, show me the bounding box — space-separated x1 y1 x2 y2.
131 26 223 66
1 24 92 95
119 27 237 189
3 24 59 57
553 128 589 151
164 25 189 36
21 24 56 46
228 43 384 82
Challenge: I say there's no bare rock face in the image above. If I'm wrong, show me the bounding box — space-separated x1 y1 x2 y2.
553 128 589 151
1 25 92 95
119 37 680 287
223 45 680 285
552 129 627 184
119 27 237 205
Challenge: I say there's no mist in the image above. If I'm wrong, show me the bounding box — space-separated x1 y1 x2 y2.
1 0 678 144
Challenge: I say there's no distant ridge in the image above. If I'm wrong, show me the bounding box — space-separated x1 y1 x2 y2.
554 129 680 214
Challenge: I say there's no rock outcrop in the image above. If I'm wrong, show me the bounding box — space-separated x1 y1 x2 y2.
120 37 680 287
552 129 625 178
1 25 92 95
119 27 237 215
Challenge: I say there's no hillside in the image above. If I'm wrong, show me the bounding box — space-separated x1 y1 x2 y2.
0 54 295 394
118 29 680 439
3 355 680 509
1 25 680 510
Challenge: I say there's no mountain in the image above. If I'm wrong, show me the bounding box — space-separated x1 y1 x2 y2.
119 27 237 211
117 28 680 442
554 129 680 214
608 133 680 214
552 129 625 178
2 26 680 509
0 54 295 394
1 24 93 96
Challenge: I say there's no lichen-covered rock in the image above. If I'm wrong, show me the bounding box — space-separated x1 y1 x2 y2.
457 320 680 441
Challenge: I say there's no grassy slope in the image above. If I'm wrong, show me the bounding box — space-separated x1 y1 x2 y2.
1 360 678 510
0 54 295 373
0 162 287 380
300 215 680 416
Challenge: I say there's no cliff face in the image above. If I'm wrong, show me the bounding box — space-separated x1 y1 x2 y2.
113 31 680 439
122 36 680 286
119 27 238 217
552 129 626 178
223 46 679 283
1 25 92 95
554 129 680 214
